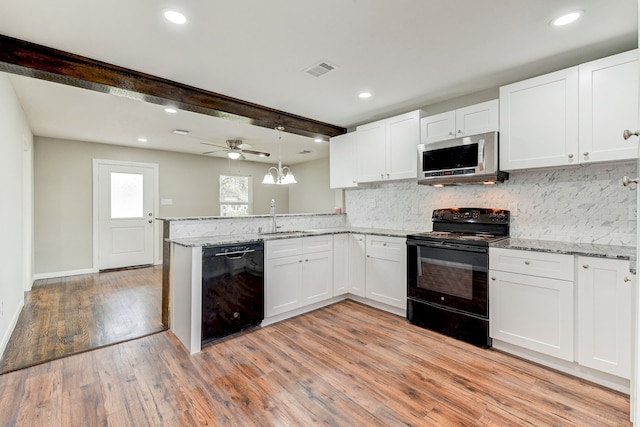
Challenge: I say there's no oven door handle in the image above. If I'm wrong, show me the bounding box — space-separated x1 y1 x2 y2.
407 240 488 253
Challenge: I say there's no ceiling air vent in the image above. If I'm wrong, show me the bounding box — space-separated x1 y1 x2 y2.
304 61 336 77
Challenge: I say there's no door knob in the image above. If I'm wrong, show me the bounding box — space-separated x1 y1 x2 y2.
622 176 639 186
623 129 640 140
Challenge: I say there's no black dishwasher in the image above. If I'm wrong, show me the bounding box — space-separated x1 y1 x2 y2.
201 241 264 345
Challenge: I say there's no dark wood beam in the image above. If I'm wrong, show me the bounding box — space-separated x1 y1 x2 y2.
0 33 346 138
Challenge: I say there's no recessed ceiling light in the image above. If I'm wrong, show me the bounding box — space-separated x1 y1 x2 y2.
314 138 323 143
172 129 190 135
359 92 372 99
138 137 148 143
551 11 583 27
164 10 187 25
164 107 178 114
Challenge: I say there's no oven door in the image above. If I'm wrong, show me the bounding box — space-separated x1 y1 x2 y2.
407 239 488 317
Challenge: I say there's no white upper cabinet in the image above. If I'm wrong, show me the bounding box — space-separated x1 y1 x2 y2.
500 67 579 171
421 100 499 145
579 49 638 164
329 132 358 189
357 110 421 183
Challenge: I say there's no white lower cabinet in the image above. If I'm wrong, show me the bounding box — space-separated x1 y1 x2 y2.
333 234 349 296
349 234 366 297
577 257 634 379
365 235 406 309
489 270 574 361
265 236 333 317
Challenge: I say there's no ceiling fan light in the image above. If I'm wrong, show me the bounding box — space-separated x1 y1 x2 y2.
227 151 241 160
262 173 276 184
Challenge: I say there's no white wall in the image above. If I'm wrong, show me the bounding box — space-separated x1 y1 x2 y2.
0 73 33 357
287 157 337 214
345 161 637 246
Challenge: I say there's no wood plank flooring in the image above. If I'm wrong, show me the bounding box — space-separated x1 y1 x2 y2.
0 300 631 426
0 266 165 374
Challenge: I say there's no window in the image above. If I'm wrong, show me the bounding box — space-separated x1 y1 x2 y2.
219 174 252 216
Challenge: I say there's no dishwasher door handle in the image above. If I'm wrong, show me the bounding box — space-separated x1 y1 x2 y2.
215 249 256 258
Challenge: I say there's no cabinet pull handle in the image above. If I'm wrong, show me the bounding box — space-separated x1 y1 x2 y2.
568 154 574 159
298 260 302 263
491 277 496 281
583 152 589 157
457 130 462 134
623 129 640 140
448 131 454 136
624 277 631 283
524 260 530 265
622 176 639 186
582 264 589 269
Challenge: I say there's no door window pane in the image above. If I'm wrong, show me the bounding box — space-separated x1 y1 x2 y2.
111 172 144 218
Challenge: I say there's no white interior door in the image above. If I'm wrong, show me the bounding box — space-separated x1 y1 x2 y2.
95 161 156 270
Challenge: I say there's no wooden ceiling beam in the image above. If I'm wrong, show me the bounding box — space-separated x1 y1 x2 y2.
0 33 346 138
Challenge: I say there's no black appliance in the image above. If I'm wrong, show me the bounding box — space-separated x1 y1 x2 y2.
406 208 510 348
201 242 264 345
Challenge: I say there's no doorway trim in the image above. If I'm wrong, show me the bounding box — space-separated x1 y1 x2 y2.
92 159 160 272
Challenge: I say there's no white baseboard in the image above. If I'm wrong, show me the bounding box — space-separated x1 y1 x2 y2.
33 268 97 281
0 298 24 360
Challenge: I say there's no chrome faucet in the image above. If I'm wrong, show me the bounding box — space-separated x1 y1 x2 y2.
270 199 277 232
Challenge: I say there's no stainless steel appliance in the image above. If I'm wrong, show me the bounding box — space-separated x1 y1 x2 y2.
406 208 510 347
417 132 508 186
201 242 264 344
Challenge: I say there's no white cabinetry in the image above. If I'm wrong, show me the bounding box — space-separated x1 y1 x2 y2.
332 234 349 296
579 50 638 164
489 248 574 361
421 99 498 145
365 235 406 309
499 67 579 171
500 49 638 171
356 110 421 183
329 132 358 189
348 234 366 297
577 257 633 379
265 236 333 317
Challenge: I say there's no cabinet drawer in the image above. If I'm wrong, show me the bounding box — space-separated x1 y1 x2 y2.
366 235 405 260
490 248 574 281
303 235 333 253
266 238 303 259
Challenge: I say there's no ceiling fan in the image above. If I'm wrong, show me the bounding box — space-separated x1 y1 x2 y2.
201 139 271 160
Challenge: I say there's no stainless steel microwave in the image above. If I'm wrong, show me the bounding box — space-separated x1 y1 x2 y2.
417 131 508 186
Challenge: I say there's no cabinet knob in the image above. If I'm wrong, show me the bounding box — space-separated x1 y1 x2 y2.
457 130 463 134
624 277 631 283
298 260 302 263
582 264 589 269
305 259 309 262
622 176 639 186
568 154 574 159
623 129 640 140
448 132 454 136
524 260 530 265
583 152 589 157
491 277 496 281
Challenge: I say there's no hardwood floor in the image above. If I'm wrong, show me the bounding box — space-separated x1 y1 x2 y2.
0 266 165 374
0 300 631 426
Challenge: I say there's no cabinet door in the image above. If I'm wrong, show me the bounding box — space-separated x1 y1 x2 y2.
356 120 387 183
365 235 406 309
499 67 579 171
265 255 303 317
329 132 358 189
489 270 574 361
577 257 633 379
348 234 366 297
333 234 349 296
387 111 420 180
455 99 499 137
302 251 333 305
420 111 456 144
579 50 638 164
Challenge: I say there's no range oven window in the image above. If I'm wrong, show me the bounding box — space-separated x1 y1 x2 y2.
422 144 478 171
407 242 488 317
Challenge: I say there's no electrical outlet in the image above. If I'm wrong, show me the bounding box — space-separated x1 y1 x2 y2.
628 205 637 221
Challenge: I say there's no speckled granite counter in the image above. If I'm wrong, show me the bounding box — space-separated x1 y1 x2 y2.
168 227 415 248
491 238 636 274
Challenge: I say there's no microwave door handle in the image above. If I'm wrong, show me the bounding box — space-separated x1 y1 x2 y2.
477 139 485 171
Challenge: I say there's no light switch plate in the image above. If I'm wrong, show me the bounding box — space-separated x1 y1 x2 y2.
161 198 173 206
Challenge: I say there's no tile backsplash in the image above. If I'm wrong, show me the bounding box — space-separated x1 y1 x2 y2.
345 161 638 246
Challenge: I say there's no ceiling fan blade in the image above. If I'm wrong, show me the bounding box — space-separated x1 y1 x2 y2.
200 141 227 149
238 142 252 149
202 148 228 155
243 149 271 157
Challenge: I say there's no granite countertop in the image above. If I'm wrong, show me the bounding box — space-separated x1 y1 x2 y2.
167 227 414 248
158 213 344 221
491 238 637 274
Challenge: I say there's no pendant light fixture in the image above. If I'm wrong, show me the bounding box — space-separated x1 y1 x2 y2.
262 126 297 185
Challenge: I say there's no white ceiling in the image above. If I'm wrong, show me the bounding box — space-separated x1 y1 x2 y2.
0 0 637 164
